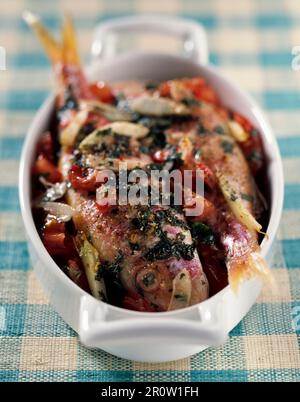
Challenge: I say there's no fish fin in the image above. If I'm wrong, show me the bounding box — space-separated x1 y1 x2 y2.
62 14 80 65
228 251 275 292
22 10 62 63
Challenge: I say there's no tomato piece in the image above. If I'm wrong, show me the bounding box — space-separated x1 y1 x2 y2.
42 219 66 256
233 112 253 132
44 232 66 250
196 85 219 104
159 81 171 97
184 77 206 91
89 81 114 104
42 218 77 259
122 292 155 312
69 165 97 192
37 132 54 162
44 219 65 234
183 78 219 105
33 154 62 183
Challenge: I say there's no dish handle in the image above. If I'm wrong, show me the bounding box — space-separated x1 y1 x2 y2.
91 15 208 65
78 295 228 348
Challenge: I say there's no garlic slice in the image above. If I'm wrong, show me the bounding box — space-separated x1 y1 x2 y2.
178 136 193 161
40 201 74 222
104 121 149 138
217 173 262 233
228 120 249 142
79 122 149 153
168 268 192 311
80 99 132 121
130 95 190 116
60 109 88 147
74 232 107 301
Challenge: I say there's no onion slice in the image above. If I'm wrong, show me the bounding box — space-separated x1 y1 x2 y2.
60 109 88 147
42 181 67 202
168 268 192 311
40 201 74 222
130 95 190 116
105 121 149 138
80 99 132 121
228 120 249 142
79 122 149 153
217 173 262 233
74 232 107 301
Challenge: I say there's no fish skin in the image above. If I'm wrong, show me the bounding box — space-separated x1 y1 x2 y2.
165 102 266 289
66 187 208 310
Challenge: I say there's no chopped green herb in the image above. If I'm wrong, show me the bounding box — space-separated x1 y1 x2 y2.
191 222 215 245
95 251 124 306
221 140 234 154
108 134 131 158
96 251 124 279
129 241 141 253
248 150 262 161
197 124 206 135
75 122 96 147
241 193 254 202
154 209 188 230
145 237 195 262
215 125 225 135
145 82 159 90
57 85 78 117
174 294 187 302
182 97 200 107
230 193 238 201
97 127 112 136
251 128 259 137
131 208 152 232
140 145 150 154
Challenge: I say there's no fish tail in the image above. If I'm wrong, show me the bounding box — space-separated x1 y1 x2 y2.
228 251 275 292
61 13 80 65
23 10 63 64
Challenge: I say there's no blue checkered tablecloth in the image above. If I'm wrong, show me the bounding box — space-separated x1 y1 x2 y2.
0 0 299 382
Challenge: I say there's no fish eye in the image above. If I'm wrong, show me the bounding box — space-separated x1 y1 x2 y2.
136 268 160 292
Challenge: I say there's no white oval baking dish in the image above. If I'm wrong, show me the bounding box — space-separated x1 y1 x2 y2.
19 16 284 362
